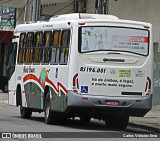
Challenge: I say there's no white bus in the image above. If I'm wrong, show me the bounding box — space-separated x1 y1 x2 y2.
8 13 153 129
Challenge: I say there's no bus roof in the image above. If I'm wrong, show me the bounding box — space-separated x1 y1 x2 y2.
14 13 151 34
49 13 119 21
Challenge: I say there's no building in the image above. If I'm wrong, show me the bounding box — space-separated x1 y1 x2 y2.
0 7 14 77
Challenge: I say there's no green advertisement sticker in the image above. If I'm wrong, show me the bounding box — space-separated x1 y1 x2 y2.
119 70 131 77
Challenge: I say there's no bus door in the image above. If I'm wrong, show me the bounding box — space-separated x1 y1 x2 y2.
8 42 17 105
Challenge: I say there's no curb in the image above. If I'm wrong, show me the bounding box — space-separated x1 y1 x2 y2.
129 123 160 133
0 99 8 104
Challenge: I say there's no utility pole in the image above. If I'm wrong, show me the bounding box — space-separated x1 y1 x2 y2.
105 0 109 14
99 0 103 14
95 0 109 14
95 0 99 13
32 0 41 22
24 0 33 22
73 0 87 13
104 0 109 14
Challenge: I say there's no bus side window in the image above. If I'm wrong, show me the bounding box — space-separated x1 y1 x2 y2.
50 30 60 64
44 31 52 64
17 33 26 63
59 30 70 65
33 32 43 64
25 32 34 64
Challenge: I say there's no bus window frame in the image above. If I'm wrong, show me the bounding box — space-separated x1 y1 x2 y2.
59 29 71 65
78 26 150 57
42 31 52 64
50 30 61 65
17 33 26 64
33 31 43 64
25 32 34 64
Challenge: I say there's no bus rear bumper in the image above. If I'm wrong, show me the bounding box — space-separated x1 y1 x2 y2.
67 91 152 117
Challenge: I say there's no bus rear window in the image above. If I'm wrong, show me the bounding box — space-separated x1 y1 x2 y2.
79 26 149 56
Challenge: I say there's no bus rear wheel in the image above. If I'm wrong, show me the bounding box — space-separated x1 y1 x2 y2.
80 115 91 123
44 93 53 124
105 116 129 130
44 93 68 124
20 105 32 119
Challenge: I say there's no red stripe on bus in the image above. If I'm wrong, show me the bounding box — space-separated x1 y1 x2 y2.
23 74 68 95
46 78 68 95
23 74 41 85
113 35 148 43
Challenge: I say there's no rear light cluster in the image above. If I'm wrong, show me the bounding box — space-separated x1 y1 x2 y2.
72 73 79 93
143 26 150 29
72 86 78 93
145 77 151 96
82 97 88 100
135 100 141 103
79 23 85 25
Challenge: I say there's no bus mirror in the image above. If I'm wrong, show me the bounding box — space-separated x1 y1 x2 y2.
11 35 19 39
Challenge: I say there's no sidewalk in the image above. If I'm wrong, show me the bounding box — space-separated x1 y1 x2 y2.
0 92 8 104
129 106 160 133
0 92 160 132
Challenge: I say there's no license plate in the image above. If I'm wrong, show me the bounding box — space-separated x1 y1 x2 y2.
105 100 119 106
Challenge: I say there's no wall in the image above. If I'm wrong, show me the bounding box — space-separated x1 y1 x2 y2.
41 0 96 17
86 0 95 13
108 0 160 43
16 8 25 25
41 0 74 19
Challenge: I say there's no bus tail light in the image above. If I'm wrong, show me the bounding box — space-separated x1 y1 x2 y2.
72 86 78 93
145 77 151 96
73 73 79 93
79 23 85 25
82 97 88 100
136 100 142 102
143 26 150 29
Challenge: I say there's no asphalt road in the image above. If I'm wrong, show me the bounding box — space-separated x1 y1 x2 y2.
0 102 160 141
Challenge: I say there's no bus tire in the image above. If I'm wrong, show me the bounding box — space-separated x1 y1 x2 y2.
105 116 129 130
20 105 32 119
80 115 91 123
19 89 32 119
44 93 53 124
16 85 21 106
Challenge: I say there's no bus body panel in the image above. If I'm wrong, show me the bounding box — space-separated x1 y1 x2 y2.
9 22 72 111
68 20 153 117
78 53 148 97
67 90 152 117
76 23 152 99
15 65 69 111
